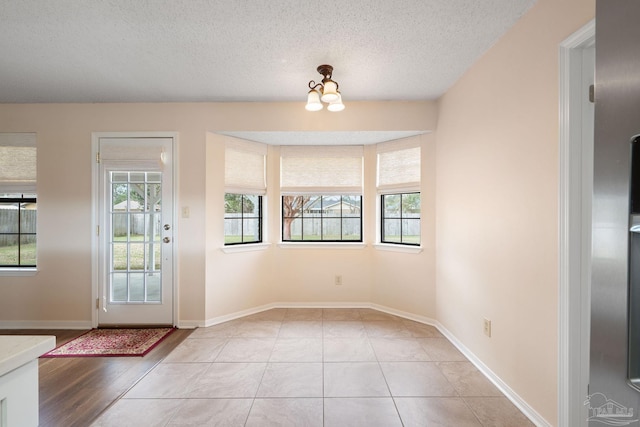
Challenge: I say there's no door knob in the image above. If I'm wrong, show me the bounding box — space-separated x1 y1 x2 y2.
164 224 171 230
163 237 171 243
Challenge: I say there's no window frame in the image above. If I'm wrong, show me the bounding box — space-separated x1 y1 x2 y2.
224 193 263 246
0 195 37 268
281 194 363 243
380 192 421 246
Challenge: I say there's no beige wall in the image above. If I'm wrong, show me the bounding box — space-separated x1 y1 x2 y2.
0 101 437 327
371 133 437 318
204 132 436 323
435 0 594 424
0 0 599 420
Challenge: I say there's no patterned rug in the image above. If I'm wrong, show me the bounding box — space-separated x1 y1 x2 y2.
42 328 175 358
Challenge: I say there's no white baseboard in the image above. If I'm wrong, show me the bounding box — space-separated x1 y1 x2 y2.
370 303 438 326
0 320 92 330
7 303 546 426
435 321 552 427
203 301 371 327
176 320 202 329
272 301 371 309
204 303 279 327
202 302 547 426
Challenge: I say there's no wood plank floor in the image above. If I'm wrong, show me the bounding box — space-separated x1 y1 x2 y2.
1 328 192 427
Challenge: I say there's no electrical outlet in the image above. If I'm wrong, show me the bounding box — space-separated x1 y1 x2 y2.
483 318 492 337
335 275 342 286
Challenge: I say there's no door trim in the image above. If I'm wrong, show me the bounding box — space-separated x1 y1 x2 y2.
91 132 179 328
558 19 595 427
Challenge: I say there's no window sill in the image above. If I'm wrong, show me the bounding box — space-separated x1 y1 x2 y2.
278 242 367 250
0 268 39 277
221 243 271 254
373 243 423 254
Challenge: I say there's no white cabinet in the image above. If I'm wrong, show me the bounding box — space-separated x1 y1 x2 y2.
0 336 55 427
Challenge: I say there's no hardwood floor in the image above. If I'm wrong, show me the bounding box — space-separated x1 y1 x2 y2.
1 328 192 427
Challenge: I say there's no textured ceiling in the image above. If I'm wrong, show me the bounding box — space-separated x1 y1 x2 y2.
0 0 536 104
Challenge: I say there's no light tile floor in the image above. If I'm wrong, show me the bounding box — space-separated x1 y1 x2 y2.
91 308 535 427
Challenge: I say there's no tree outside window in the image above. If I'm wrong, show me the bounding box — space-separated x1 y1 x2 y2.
282 195 362 242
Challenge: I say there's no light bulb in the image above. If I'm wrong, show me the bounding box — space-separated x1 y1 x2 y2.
320 80 338 103
327 92 345 112
305 89 323 111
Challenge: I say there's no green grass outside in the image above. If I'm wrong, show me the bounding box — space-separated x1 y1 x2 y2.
224 235 261 244
0 242 36 265
112 234 161 270
0 235 162 269
0 233 420 266
286 234 361 241
227 234 420 243
383 235 421 244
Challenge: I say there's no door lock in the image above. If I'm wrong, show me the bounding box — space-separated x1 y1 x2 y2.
163 237 171 243
164 224 171 230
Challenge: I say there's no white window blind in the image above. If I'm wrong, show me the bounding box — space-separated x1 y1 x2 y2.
280 145 363 194
377 137 421 193
225 138 267 195
99 138 167 169
0 133 37 194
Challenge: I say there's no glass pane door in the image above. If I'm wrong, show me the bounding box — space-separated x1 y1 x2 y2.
110 171 162 304
96 136 173 326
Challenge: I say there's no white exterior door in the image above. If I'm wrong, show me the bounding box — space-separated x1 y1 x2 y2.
96 137 174 326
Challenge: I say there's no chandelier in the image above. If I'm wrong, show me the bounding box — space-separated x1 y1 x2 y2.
305 64 345 112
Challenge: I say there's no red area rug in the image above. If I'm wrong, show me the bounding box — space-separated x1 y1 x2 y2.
42 328 175 358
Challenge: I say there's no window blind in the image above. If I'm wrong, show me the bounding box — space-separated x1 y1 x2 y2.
376 137 421 193
99 138 171 174
99 138 167 169
280 145 363 195
0 133 37 194
225 138 267 195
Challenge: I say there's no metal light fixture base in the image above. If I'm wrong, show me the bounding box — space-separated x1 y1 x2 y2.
305 64 344 111
316 64 334 78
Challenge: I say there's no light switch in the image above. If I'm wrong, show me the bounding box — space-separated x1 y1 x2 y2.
182 206 190 218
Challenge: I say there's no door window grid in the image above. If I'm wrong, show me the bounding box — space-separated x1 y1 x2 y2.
109 171 162 304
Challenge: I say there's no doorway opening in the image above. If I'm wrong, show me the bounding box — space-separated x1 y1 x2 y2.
558 19 595 427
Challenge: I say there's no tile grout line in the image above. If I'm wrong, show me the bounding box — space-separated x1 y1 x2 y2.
243 315 282 426
322 313 325 427
368 317 406 427
90 309 525 426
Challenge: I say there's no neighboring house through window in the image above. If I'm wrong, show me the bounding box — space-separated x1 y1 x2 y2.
381 192 421 245
377 137 421 246
282 194 362 241
281 145 363 242
0 133 37 267
224 138 267 245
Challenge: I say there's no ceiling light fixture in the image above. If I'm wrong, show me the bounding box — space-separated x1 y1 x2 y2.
305 64 345 112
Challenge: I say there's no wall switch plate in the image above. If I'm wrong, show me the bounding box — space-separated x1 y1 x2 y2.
335 275 342 286
483 318 492 337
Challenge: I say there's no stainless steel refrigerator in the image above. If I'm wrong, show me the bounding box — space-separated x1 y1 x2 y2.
590 1 640 425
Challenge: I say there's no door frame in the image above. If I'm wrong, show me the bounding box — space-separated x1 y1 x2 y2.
91 132 179 328
558 19 595 427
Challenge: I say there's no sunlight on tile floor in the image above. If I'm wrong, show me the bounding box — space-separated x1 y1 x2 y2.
91 308 534 426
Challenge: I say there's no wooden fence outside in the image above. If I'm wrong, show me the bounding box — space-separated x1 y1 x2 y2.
0 210 36 246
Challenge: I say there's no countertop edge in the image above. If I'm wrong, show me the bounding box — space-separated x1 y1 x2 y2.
0 336 56 376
